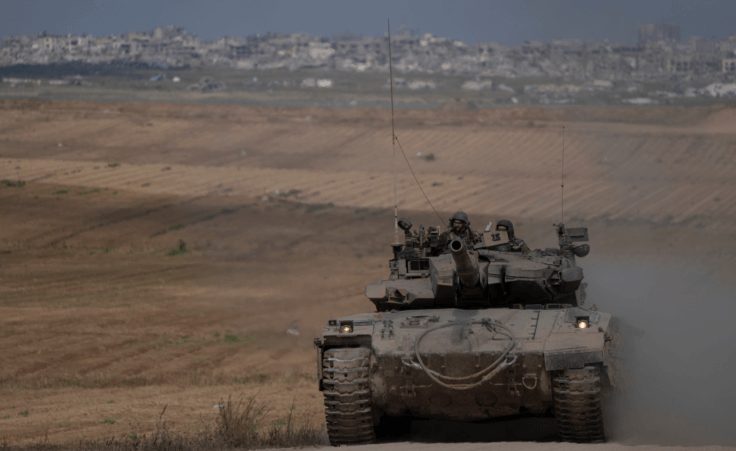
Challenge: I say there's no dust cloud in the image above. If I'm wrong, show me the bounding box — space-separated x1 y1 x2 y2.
585 258 736 446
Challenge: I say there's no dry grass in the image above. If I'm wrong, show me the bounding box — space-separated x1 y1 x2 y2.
2 394 328 451
215 395 327 449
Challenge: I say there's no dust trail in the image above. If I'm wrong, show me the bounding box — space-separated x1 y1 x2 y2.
585 258 736 446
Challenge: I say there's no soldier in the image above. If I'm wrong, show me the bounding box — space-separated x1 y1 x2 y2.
495 219 530 253
436 211 480 252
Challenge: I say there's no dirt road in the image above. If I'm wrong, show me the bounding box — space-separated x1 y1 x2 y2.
277 444 736 451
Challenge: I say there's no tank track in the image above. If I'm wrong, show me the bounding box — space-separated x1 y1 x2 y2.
322 347 375 446
553 366 605 443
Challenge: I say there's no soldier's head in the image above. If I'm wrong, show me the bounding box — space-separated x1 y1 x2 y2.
449 211 469 233
496 219 515 239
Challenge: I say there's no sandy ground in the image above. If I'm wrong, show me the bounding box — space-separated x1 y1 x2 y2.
266 444 736 451
1 99 735 448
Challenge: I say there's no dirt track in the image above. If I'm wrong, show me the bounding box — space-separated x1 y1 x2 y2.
1 99 735 447
282 444 736 451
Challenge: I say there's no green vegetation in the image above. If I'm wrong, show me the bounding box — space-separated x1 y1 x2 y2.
19 409 29 417
167 239 188 256
223 333 239 343
169 224 184 230
53 189 69 194
77 189 100 195
2 180 26 188
108 163 120 168
101 418 116 425
141 182 151 187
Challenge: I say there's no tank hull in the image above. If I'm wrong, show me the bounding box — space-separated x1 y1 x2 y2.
317 306 612 423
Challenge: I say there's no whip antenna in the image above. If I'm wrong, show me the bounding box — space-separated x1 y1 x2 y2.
386 19 444 236
560 125 565 224
389 19 399 246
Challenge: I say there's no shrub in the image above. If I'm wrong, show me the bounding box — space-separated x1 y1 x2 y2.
167 239 188 256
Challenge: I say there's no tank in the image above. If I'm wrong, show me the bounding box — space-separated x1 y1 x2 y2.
314 221 615 445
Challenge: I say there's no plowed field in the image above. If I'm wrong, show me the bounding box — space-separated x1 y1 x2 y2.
1 99 735 447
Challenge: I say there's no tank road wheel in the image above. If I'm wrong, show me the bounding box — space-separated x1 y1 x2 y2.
322 347 376 446
553 366 606 443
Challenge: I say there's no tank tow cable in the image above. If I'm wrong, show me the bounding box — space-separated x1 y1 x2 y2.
403 319 518 390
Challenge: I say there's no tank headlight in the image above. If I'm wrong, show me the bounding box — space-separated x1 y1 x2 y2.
339 325 353 334
575 315 590 329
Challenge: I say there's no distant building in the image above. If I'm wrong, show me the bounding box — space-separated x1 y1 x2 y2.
333 30 362 41
723 58 736 73
2 24 735 84
692 37 718 53
639 24 680 44
721 35 736 53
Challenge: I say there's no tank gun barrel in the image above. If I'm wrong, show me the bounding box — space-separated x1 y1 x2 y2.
450 240 479 288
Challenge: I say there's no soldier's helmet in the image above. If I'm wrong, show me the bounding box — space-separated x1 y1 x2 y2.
449 211 470 226
496 219 515 239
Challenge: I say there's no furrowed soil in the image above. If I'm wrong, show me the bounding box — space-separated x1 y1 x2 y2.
1 99 735 448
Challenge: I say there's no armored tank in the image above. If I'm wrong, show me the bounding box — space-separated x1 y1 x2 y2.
314 219 615 445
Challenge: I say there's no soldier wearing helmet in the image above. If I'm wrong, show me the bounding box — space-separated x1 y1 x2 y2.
436 211 480 253
495 219 530 253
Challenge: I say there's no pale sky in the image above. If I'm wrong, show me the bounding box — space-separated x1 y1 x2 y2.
1 0 735 45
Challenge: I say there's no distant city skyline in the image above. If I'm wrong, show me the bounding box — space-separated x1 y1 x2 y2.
2 0 735 45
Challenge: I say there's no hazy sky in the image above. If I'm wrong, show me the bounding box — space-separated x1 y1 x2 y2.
2 0 735 45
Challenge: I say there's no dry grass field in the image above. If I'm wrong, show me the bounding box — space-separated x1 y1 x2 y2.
1 99 735 448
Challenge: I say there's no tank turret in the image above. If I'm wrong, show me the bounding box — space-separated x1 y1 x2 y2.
365 220 590 311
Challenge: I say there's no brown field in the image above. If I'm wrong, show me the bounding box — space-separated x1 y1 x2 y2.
1 99 735 448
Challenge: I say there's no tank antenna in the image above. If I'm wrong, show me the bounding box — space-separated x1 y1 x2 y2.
560 125 565 224
388 19 400 246
386 19 444 231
